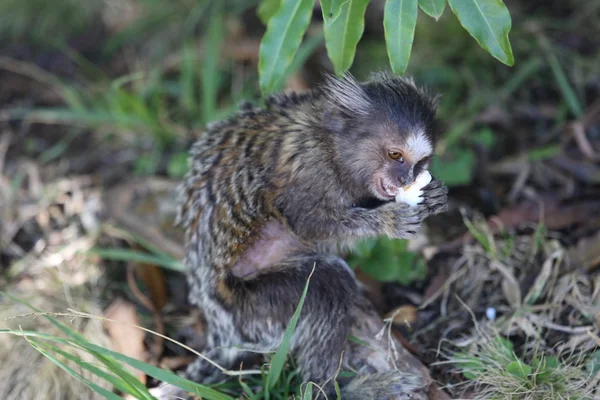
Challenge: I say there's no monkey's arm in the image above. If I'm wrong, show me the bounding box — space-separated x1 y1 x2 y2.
278 178 447 243
280 199 422 242
419 178 449 216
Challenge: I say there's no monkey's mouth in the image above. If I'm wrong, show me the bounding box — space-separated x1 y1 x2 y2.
376 177 399 199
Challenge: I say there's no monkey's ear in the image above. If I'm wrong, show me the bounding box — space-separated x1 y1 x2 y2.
321 73 372 117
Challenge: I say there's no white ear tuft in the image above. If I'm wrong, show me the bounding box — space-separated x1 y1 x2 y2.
322 73 372 116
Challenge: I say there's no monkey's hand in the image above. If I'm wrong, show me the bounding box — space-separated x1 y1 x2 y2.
380 201 424 239
418 178 448 218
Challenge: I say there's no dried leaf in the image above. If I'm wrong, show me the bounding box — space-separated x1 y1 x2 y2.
385 305 417 327
568 231 600 271
524 249 561 305
135 262 168 310
427 382 452 400
515 316 540 338
103 298 148 383
491 261 521 308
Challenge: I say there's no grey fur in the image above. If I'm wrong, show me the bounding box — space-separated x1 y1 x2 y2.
174 73 448 398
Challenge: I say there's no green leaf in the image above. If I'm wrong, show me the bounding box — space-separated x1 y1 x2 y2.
447 0 514 66
506 360 532 378
472 128 495 149
533 354 560 382
544 355 559 370
350 238 379 260
167 152 190 178
418 0 446 20
258 0 314 95
258 0 282 25
354 237 426 285
430 149 475 186
321 0 370 75
266 266 314 389
320 0 333 17
384 0 419 75
586 351 600 375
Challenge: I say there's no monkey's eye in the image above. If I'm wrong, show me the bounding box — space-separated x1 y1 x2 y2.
388 151 404 163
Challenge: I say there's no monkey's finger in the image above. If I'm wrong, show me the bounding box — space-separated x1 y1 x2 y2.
423 183 448 195
424 194 447 205
423 178 444 190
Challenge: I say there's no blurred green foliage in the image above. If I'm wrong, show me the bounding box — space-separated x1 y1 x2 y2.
348 237 427 285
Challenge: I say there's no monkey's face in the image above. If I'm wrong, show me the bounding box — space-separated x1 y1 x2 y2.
363 126 434 202
323 72 438 202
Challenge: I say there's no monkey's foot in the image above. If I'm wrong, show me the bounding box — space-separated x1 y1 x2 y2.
341 299 440 400
341 371 425 400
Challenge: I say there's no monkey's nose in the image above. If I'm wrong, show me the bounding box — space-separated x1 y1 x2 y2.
397 175 414 187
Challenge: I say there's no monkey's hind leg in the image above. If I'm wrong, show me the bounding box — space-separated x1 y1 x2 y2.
177 253 357 391
336 296 430 400
233 254 359 392
234 254 427 400
149 253 355 400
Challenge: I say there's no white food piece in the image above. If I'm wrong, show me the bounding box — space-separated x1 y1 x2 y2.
395 170 432 207
486 307 497 321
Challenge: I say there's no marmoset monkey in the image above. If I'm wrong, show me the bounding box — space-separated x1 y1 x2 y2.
176 72 448 399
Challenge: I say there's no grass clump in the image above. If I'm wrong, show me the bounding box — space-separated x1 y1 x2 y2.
441 328 596 399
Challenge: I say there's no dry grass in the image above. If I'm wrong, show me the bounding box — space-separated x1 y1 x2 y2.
418 213 600 398
0 132 113 399
0 287 113 400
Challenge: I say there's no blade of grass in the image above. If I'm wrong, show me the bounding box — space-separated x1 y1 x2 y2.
302 383 313 400
104 224 182 262
87 248 184 272
3 293 173 396
3 314 155 399
43 342 146 397
180 41 198 114
266 264 315 390
79 342 235 400
2 328 234 400
201 2 224 125
537 34 583 117
501 57 543 99
23 336 125 400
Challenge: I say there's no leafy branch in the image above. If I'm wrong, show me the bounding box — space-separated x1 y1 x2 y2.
257 0 514 94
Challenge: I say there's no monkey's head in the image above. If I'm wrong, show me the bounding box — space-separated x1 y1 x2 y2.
321 72 439 202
